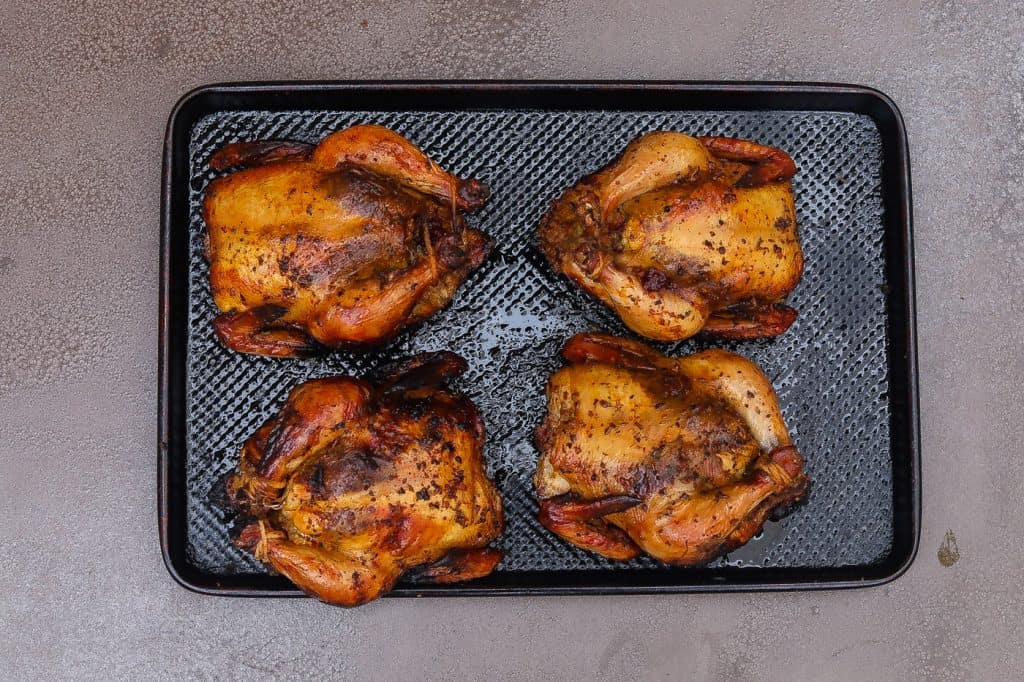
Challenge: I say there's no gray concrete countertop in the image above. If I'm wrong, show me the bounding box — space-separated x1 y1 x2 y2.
2 1 1021 679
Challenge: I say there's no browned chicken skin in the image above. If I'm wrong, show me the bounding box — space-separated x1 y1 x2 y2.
202 125 492 356
534 333 808 565
539 132 803 341
227 352 504 607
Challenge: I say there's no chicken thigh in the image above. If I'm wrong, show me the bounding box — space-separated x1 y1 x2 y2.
203 125 492 356
534 333 808 565
539 132 802 341
227 352 504 607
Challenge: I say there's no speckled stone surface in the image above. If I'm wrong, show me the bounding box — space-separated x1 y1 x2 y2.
1 1 1021 679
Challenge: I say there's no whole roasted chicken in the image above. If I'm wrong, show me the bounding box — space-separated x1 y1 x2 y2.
202 125 492 356
534 333 808 565
540 132 802 341
227 352 504 607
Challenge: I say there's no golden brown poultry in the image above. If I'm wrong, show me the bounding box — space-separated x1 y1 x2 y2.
202 124 492 356
227 351 504 607
534 333 808 565
539 132 803 341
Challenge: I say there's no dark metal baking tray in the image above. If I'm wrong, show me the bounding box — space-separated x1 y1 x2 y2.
159 81 919 598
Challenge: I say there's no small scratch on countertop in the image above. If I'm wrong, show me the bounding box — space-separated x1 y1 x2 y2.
832 639 885 658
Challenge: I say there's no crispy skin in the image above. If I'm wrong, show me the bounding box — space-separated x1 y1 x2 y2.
227 352 504 607
539 132 802 341
203 124 492 356
534 333 809 566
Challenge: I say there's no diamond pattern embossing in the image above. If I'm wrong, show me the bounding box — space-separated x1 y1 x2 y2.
183 109 892 576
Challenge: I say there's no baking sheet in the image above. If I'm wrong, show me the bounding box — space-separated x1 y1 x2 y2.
159 83 919 595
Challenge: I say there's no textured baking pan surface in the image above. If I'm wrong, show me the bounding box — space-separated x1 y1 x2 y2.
160 83 919 596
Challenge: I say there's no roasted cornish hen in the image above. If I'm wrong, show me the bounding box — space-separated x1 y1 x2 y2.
534 334 808 565
227 352 503 607
540 132 802 341
202 125 492 356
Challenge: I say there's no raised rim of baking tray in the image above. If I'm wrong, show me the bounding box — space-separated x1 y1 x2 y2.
159 81 919 598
